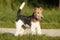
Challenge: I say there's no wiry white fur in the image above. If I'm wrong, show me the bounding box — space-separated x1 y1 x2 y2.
15 20 24 36
31 21 42 35
20 2 25 10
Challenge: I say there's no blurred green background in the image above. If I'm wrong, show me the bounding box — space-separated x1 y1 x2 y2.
0 0 60 29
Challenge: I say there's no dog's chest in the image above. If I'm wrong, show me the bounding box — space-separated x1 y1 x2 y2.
31 21 40 27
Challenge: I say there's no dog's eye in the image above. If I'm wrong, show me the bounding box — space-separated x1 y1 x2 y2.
38 12 39 14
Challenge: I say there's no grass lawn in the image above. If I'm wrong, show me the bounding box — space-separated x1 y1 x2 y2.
0 33 60 40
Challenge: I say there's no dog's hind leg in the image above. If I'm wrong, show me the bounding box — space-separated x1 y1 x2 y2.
15 20 24 36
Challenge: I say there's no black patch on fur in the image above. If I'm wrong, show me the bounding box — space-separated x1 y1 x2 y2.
16 15 31 26
16 9 38 27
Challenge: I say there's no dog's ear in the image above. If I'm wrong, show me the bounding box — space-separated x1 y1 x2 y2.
39 7 43 13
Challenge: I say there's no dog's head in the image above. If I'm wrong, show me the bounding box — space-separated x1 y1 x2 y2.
33 7 44 20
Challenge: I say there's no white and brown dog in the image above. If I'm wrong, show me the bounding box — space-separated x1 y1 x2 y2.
15 2 43 36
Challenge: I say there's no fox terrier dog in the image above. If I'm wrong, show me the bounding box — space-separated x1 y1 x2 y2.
15 2 44 36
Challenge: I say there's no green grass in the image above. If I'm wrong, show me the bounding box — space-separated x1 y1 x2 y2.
0 0 60 28
0 33 60 40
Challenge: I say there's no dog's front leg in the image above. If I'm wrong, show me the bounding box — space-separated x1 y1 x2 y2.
31 21 42 35
31 22 36 35
36 22 42 35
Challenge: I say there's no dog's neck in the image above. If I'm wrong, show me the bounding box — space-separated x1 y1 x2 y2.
31 13 38 22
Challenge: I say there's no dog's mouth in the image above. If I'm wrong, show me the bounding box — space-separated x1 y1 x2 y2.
32 16 44 22
35 16 44 20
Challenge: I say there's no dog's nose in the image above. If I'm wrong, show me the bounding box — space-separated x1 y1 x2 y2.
41 17 44 19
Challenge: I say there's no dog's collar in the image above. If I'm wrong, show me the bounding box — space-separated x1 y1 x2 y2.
32 17 38 22
31 13 38 22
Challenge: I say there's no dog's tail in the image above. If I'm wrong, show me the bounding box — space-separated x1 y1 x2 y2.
17 2 25 17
